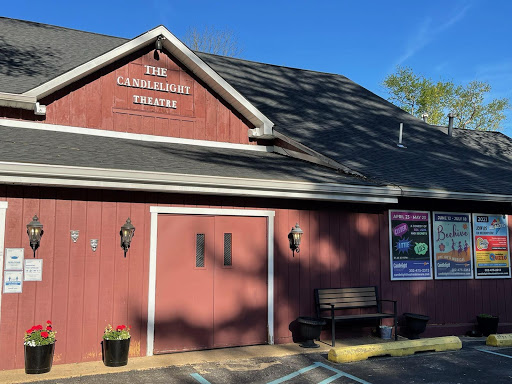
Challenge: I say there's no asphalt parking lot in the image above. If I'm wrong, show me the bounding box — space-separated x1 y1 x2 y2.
20 341 512 384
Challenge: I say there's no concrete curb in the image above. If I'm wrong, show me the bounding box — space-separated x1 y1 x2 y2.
328 336 462 363
486 334 512 347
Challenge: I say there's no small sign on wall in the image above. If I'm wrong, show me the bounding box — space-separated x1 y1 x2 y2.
4 248 24 270
24 259 43 281
3 270 23 293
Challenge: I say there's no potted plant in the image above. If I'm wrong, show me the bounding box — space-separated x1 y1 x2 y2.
102 324 131 367
24 320 56 374
403 313 430 339
477 314 499 336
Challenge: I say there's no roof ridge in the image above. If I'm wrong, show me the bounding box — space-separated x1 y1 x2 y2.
0 16 129 41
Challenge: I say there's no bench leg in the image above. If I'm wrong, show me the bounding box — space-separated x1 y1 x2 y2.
331 320 335 347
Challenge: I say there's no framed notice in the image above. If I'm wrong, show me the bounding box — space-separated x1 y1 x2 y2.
3 270 23 293
24 259 43 281
472 214 510 279
389 210 432 280
4 248 24 270
432 212 473 279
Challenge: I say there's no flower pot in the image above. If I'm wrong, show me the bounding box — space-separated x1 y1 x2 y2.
477 315 499 336
24 343 55 374
102 338 130 367
297 316 326 348
404 313 429 339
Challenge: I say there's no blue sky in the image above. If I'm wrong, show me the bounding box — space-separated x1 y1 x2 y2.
3 0 512 136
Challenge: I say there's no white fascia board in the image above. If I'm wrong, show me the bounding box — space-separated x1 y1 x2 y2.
401 187 512 202
0 161 400 204
0 119 273 153
0 92 37 110
22 26 274 134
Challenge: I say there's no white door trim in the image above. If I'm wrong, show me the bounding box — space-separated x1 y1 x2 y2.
147 206 275 356
0 201 9 329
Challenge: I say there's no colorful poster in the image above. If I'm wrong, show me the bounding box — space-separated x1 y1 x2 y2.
389 210 432 280
472 214 510 279
433 212 473 279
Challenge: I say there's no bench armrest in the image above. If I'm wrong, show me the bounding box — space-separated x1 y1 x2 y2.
377 299 397 315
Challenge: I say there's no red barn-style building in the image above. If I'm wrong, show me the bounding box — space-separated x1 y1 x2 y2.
0 18 511 370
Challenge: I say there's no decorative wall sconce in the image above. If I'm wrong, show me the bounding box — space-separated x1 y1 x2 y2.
120 218 135 257
70 230 79 243
27 215 44 258
90 239 99 252
155 35 164 52
288 223 303 256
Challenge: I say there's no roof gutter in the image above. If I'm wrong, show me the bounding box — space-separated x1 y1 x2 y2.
0 161 400 204
401 186 512 202
0 93 46 115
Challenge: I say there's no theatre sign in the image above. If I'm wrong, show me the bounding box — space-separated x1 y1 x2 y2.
116 64 191 109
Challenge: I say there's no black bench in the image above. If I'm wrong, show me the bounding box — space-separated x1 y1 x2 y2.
314 286 397 346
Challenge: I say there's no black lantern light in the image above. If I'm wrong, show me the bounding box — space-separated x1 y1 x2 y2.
155 35 164 52
27 215 44 258
288 223 303 255
120 218 135 257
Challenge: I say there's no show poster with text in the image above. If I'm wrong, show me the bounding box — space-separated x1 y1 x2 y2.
389 210 432 280
433 212 473 279
472 214 510 279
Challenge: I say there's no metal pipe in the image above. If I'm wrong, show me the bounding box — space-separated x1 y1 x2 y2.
448 113 454 136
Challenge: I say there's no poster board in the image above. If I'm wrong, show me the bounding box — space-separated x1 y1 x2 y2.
24 259 43 281
3 270 23 293
472 214 510 279
432 212 473 279
389 210 432 280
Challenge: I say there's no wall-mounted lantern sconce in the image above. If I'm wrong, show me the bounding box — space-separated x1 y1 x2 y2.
155 35 164 52
288 223 303 256
27 215 44 258
120 218 135 257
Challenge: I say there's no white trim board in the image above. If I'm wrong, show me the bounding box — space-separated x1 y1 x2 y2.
0 119 272 153
147 207 275 356
0 161 401 204
0 202 9 332
21 26 274 136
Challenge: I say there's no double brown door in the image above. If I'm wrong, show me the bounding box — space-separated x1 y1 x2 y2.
154 215 267 353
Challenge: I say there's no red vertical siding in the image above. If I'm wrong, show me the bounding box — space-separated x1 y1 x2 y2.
1 187 512 369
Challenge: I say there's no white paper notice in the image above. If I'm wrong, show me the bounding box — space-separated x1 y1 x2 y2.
3 270 23 293
5 248 24 270
24 259 43 281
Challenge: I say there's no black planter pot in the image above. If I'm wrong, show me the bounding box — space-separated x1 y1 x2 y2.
404 313 430 339
24 343 55 374
477 316 499 336
102 338 130 367
297 317 326 348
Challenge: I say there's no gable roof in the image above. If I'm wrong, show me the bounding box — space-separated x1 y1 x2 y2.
197 53 512 198
0 18 511 201
0 18 273 135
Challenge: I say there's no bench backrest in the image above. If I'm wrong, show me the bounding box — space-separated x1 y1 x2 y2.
315 286 380 317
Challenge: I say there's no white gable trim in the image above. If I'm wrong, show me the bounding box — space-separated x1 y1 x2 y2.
22 26 274 136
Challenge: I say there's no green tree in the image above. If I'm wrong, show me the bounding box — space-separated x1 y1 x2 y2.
382 66 510 131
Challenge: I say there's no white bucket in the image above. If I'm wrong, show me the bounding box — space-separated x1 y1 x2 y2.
379 325 392 340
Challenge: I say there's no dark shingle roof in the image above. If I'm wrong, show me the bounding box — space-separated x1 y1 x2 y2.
0 125 376 186
0 18 511 196
196 52 512 195
0 17 127 93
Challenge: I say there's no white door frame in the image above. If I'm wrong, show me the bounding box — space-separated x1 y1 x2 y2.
0 201 9 329
147 206 275 356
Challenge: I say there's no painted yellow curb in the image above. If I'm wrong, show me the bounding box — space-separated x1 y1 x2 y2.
486 334 512 347
328 336 462 363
